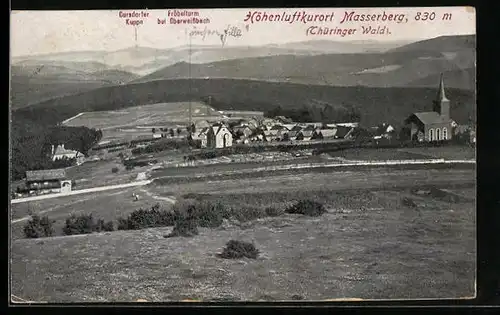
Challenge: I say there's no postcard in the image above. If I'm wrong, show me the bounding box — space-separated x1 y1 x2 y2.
10 7 476 303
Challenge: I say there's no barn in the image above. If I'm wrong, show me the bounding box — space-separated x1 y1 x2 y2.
24 169 72 194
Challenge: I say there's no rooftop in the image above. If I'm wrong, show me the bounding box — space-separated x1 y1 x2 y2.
411 112 452 125
26 169 66 182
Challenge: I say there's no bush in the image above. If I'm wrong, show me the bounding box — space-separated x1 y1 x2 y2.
63 213 101 235
118 203 175 230
231 206 266 222
401 197 418 208
23 215 54 238
285 200 327 216
218 240 259 259
265 206 283 217
111 167 119 173
165 205 199 238
96 219 115 232
173 200 228 227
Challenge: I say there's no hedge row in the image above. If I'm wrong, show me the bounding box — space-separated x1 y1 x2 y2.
23 199 327 239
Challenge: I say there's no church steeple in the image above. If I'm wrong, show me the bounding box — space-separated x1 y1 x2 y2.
436 73 449 103
433 73 450 119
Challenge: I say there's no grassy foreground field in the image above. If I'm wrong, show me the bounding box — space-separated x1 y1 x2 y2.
11 183 475 301
11 166 475 302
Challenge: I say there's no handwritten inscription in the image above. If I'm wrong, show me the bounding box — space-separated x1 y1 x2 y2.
186 25 247 46
118 10 149 26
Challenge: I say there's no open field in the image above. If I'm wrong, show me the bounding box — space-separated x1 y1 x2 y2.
327 146 476 162
62 102 223 142
11 181 475 301
65 159 153 190
10 186 166 240
397 146 476 160
150 168 474 197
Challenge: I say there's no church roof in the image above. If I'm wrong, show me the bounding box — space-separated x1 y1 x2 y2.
411 112 451 125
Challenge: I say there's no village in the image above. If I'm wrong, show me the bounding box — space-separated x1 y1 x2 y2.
12 75 476 199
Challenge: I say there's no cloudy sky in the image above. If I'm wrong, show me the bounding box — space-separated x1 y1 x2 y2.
11 7 475 56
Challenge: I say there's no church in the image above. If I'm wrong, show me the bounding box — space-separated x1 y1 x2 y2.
404 74 453 142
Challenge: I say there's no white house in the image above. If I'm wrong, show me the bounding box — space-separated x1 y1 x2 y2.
207 124 233 149
51 144 84 164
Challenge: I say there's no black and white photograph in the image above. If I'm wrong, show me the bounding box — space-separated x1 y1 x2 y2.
9 7 476 302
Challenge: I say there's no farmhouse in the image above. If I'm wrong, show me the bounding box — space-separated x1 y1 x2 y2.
206 123 233 148
25 169 72 194
404 74 453 142
51 144 85 164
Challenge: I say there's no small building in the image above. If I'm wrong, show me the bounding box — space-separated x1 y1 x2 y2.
233 125 254 139
335 126 355 139
296 129 315 141
193 127 210 148
51 144 84 164
25 169 72 194
404 74 453 142
315 128 338 139
207 123 233 148
268 124 289 138
372 123 395 140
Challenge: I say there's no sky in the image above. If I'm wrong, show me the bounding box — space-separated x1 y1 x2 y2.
11 7 475 57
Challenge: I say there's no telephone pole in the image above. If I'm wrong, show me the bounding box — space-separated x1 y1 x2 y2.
188 34 192 136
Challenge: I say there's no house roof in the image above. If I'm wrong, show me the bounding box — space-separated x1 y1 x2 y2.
26 169 66 182
319 129 338 138
335 126 354 138
271 124 287 130
53 144 80 156
300 130 314 137
410 112 451 125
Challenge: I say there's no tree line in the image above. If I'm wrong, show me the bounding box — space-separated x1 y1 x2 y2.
11 116 103 180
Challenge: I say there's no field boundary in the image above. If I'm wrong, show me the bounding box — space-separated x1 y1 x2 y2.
61 112 86 125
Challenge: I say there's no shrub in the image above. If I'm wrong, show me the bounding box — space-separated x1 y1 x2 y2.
265 206 283 217
119 203 175 230
230 206 266 222
117 217 130 230
96 219 115 232
111 167 119 173
218 240 259 259
173 199 228 227
285 200 327 216
23 215 54 238
165 206 199 238
401 197 418 208
63 213 101 235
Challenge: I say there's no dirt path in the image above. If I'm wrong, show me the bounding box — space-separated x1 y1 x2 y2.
11 180 152 205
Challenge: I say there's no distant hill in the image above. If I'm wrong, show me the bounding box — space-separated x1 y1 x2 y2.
14 78 476 128
12 40 409 76
388 35 476 53
10 35 475 109
135 35 475 90
10 63 139 108
407 67 476 90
